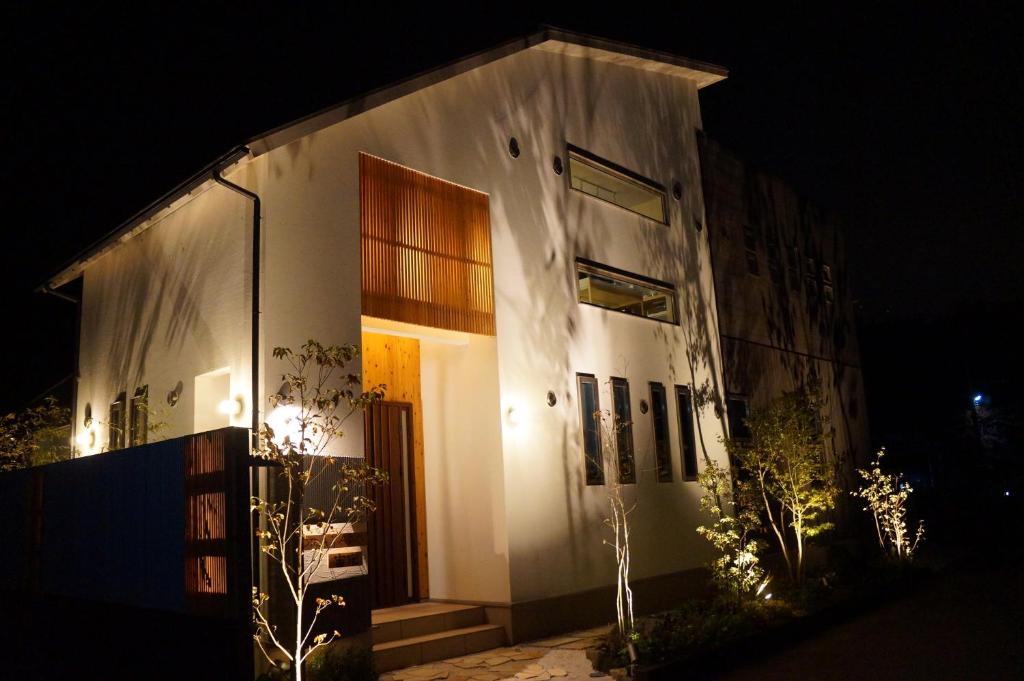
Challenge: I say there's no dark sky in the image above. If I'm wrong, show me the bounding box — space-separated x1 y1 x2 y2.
1 2 1021 412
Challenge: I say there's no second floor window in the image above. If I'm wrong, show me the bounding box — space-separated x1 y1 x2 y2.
129 385 149 447
109 393 126 450
567 145 667 223
577 259 678 324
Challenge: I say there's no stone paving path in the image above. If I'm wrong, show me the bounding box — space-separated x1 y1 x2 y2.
380 626 613 681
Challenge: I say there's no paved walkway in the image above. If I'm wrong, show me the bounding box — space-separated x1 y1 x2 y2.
380 626 613 681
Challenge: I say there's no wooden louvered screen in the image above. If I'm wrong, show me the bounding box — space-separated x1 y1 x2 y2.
360 153 496 335
183 429 250 618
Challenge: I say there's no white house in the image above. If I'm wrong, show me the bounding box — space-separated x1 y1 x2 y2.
44 26 734 655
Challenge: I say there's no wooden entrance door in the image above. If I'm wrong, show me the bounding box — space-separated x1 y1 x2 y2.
365 401 419 609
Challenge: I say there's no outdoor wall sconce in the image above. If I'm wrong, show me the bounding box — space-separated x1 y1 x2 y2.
506 405 522 427
508 136 520 158
552 156 563 175
546 390 557 407
76 427 96 451
83 404 92 428
673 181 683 200
218 396 244 417
639 399 649 414
166 380 183 407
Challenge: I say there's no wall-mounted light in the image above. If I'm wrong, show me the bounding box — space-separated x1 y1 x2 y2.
639 399 649 415
83 403 93 428
506 405 522 427
75 427 96 452
218 396 244 417
167 380 184 407
546 390 557 407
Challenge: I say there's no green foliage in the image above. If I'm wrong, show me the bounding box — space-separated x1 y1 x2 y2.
852 449 925 561
595 599 791 671
696 459 769 603
252 340 388 681
0 397 71 471
726 389 837 584
307 644 377 681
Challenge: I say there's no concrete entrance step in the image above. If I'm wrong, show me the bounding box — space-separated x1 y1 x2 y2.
373 622 507 672
372 602 487 644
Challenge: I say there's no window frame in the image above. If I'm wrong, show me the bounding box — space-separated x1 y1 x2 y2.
726 395 752 442
576 373 605 486
129 385 149 447
576 258 679 325
675 385 699 481
610 377 636 484
649 382 673 482
109 392 126 450
566 144 669 225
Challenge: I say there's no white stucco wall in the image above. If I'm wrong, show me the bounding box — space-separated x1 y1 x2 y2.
75 43 730 606
76 184 252 451
255 47 730 603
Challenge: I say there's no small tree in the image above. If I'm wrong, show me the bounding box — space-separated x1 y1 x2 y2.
853 449 925 561
696 458 769 604
0 396 71 471
728 390 837 584
252 340 386 681
596 408 637 638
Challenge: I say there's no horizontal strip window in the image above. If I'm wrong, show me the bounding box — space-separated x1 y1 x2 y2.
576 259 678 324
567 145 667 223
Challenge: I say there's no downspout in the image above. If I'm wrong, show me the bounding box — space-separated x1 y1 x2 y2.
211 151 261 440
212 152 263 675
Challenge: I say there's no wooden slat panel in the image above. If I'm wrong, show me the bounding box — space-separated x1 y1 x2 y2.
360 152 496 335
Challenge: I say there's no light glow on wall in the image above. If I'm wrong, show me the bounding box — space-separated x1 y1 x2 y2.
217 397 244 417
266 404 302 445
75 426 96 454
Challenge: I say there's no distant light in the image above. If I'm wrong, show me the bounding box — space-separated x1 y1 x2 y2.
973 394 983 404
764 593 772 600
1005 491 1011 497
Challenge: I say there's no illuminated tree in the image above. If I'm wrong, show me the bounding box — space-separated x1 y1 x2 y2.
0 396 71 471
727 389 837 584
251 340 386 681
696 458 769 604
853 449 925 561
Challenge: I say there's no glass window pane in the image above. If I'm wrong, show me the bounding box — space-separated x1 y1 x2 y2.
727 397 751 441
577 261 677 324
577 375 604 485
676 385 698 480
650 383 672 482
568 152 667 223
612 378 636 484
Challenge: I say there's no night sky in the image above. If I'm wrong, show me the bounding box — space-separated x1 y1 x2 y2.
2 3 1021 414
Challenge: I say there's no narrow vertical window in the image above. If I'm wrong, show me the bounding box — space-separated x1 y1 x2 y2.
675 385 699 481
577 374 604 485
129 385 149 447
726 396 752 442
611 377 636 484
109 392 126 450
650 383 672 482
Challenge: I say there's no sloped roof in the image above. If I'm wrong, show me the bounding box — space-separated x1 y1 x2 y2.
43 25 727 290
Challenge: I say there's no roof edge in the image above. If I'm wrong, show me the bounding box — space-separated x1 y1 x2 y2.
41 146 249 290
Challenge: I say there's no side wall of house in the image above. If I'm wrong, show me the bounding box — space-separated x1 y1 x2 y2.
76 185 253 451
256 47 730 605
698 135 872 517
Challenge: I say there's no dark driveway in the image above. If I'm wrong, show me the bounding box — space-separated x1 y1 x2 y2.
714 561 1024 680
